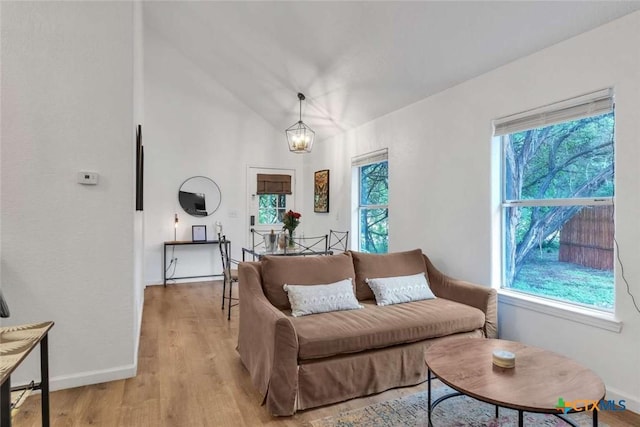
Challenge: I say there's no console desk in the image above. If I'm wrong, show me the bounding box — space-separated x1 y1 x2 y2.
163 240 229 286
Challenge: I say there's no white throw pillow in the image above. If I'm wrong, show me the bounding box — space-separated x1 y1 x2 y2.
283 278 363 317
366 272 436 306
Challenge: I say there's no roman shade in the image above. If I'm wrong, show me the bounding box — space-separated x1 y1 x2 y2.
256 174 292 195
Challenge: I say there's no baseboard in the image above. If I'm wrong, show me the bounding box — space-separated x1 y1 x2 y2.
146 281 163 287
606 386 640 414
146 277 221 287
48 364 137 391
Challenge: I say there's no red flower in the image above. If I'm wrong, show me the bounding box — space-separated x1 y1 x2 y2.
283 210 301 232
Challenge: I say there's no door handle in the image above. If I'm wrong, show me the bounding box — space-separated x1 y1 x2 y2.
250 215 255 226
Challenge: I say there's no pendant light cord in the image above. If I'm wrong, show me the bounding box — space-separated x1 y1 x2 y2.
298 92 305 123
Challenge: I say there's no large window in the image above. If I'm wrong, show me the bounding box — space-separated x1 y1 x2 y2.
353 149 388 253
495 89 615 311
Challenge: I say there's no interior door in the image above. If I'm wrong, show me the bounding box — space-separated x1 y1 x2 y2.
247 167 296 245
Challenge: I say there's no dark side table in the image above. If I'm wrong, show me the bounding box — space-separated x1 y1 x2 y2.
0 321 54 427
163 240 228 286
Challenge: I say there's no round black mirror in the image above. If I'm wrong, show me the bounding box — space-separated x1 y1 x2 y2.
178 176 222 217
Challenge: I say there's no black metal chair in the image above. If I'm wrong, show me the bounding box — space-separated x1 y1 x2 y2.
218 234 239 320
289 234 329 255
246 228 268 260
328 229 349 252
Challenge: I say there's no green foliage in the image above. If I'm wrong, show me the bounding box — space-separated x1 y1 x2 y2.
513 206 562 246
360 161 389 253
360 162 389 206
506 113 614 200
258 194 286 224
504 112 615 308
360 208 388 253
282 210 301 232
512 250 613 310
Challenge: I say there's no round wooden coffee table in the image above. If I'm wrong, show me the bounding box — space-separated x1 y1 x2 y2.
424 338 605 427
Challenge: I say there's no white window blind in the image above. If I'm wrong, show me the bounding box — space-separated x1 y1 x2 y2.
351 148 388 167
493 88 613 136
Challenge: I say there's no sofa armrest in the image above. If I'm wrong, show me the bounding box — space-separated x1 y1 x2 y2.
238 262 299 416
423 255 497 338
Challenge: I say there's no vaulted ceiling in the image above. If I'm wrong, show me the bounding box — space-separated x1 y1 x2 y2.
144 1 640 142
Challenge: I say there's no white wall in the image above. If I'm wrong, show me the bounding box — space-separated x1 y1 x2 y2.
143 27 304 286
132 0 145 364
307 12 640 410
1 2 137 388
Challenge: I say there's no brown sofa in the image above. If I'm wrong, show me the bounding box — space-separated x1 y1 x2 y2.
237 249 497 416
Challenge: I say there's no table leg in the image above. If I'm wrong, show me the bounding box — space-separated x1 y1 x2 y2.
1 376 11 427
427 369 431 415
593 408 598 427
221 274 227 311
427 368 432 426
495 405 499 418
518 410 523 427
227 242 233 320
220 243 226 310
163 244 167 287
227 280 233 321
40 335 50 427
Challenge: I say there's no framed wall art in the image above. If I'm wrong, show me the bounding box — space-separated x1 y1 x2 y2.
192 225 207 242
314 169 330 213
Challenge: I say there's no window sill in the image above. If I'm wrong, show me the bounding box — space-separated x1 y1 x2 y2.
497 289 623 333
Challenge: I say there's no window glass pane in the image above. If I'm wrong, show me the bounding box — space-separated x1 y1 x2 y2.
359 208 388 253
258 195 266 209
259 208 277 224
259 195 274 209
258 194 285 225
360 161 389 206
504 205 614 311
504 112 614 201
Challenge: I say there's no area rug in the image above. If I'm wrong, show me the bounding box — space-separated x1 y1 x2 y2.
308 381 606 427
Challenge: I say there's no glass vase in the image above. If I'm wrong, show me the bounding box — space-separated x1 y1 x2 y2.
288 230 296 248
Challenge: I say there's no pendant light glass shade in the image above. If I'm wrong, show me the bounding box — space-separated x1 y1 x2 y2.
286 93 315 153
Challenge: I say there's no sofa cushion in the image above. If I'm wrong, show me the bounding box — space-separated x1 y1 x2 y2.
284 279 362 317
261 252 356 310
351 249 427 300
366 272 436 306
289 298 485 360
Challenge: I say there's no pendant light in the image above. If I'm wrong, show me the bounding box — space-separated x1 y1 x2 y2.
285 93 315 153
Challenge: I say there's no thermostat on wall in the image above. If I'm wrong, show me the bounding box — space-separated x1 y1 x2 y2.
77 171 99 185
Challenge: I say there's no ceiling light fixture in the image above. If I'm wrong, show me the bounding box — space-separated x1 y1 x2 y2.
286 93 315 153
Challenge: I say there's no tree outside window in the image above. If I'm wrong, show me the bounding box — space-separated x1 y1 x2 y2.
500 109 614 311
359 161 388 253
258 194 286 225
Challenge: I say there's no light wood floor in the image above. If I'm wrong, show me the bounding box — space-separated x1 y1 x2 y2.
14 282 640 426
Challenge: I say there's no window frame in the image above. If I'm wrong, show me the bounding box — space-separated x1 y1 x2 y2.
496 94 615 313
355 158 389 253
